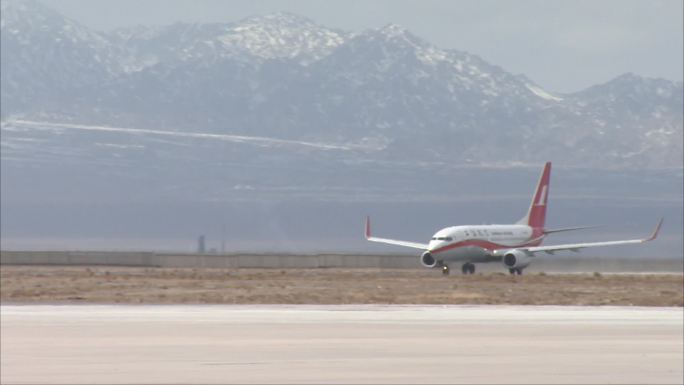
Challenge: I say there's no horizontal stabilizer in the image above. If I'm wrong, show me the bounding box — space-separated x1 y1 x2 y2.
543 225 601 235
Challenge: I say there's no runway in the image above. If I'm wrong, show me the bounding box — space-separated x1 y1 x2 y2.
2 305 682 384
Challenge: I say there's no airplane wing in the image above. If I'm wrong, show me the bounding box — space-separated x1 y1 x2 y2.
364 216 429 250
522 218 663 254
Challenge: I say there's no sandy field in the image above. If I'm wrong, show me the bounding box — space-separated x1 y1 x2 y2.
1 266 682 306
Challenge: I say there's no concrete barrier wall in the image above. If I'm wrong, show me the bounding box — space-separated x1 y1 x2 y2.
0 251 161 267
0 251 422 269
1 251 681 272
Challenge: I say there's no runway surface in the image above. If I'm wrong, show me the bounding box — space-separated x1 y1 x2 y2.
2 305 682 384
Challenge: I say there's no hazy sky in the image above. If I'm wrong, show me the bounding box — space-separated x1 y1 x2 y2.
40 0 684 93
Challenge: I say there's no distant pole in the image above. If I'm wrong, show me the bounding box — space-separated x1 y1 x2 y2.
198 235 206 254
221 223 226 255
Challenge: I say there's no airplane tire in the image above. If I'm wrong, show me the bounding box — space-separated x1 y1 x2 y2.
442 265 450 275
509 268 516 275
462 263 475 275
516 268 523 275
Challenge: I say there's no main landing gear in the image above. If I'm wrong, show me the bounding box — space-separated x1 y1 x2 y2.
461 263 476 275
442 263 476 276
509 268 523 275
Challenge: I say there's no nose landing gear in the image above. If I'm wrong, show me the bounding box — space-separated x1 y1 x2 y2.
461 263 476 275
442 265 450 275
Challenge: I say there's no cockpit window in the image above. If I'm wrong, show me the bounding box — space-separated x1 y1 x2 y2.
432 237 453 242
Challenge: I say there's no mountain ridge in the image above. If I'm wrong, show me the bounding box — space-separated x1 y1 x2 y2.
1 0 682 168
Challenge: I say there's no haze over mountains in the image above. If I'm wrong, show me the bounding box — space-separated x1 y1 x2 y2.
1 0 682 254
2 0 682 169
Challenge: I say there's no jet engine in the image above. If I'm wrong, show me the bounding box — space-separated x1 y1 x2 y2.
502 250 532 269
420 251 437 268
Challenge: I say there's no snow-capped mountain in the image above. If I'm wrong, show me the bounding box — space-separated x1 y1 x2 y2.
1 0 682 169
110 12 347 72
0 0 124 114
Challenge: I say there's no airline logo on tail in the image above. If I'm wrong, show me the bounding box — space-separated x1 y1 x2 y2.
519 161 551 229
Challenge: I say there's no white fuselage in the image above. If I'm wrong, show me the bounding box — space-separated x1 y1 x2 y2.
427 224 540 263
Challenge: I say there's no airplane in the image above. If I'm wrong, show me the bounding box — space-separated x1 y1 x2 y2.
365 162 663 275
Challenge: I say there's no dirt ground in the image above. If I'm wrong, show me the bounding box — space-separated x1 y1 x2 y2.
1 266 682 306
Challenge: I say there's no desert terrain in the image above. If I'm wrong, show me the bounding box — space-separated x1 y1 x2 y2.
1 266 682 306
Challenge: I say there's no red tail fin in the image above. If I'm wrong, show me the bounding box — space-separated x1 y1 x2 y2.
518 162 551 229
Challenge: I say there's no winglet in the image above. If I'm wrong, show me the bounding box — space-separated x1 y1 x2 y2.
365 216 371 239
644 218 664 242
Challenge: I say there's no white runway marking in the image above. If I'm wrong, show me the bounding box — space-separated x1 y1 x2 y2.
2 305 682 384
